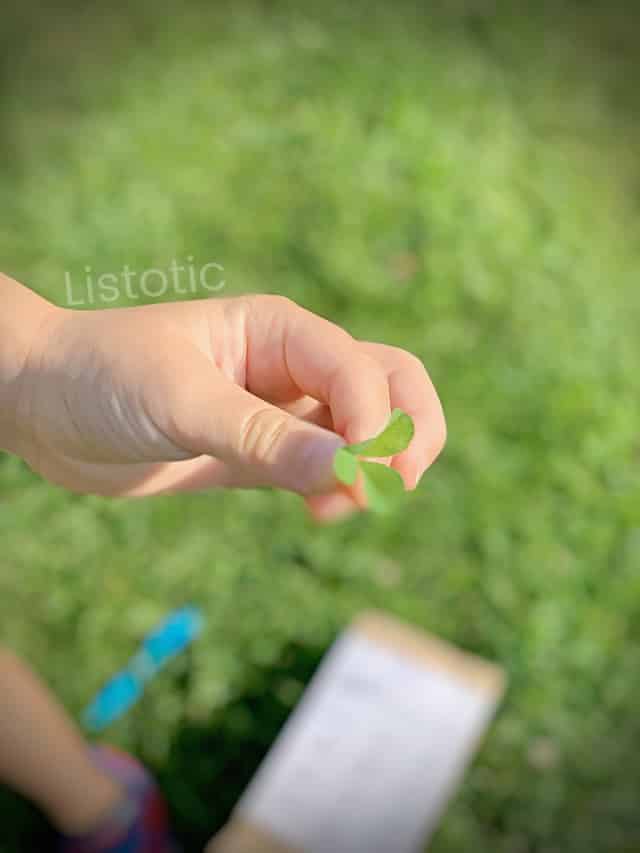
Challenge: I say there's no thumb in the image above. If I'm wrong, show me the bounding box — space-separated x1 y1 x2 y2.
155 349 344 495
220 389 345 494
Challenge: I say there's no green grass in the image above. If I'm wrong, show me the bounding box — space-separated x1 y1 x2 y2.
1 1 640 850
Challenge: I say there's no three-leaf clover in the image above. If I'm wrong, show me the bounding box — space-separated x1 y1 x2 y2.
333 409 415 513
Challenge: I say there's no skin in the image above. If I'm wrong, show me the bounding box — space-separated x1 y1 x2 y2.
0 273 446 844
1 273 446 521
0 649 124 836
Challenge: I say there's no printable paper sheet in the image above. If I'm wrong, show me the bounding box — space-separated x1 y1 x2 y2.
214 613 504 853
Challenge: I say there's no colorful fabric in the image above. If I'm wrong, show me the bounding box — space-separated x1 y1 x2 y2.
57 746 178 853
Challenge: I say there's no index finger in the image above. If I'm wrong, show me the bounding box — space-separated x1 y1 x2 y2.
359 341 447 488
238 295 392 444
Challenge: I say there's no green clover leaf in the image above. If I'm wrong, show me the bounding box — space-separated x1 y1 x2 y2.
332 409 415 513
333 447 360 486
345 408 415 457
359 461 406 514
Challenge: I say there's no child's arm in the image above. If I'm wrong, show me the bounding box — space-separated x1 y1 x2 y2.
0 275 446 520
0 647 125 836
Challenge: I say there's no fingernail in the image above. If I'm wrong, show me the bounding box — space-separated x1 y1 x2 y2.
301 432 345 495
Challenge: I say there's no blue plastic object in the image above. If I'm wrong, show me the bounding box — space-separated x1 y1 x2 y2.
83 606 204 732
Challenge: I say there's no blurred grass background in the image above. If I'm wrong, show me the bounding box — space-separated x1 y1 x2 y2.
1 0 640 850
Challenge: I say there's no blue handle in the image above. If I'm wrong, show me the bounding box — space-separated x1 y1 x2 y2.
83 606 203 732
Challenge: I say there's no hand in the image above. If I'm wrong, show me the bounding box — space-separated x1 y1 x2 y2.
11 289 446 521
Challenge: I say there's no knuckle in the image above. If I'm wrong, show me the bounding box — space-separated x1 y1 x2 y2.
358 351 388 383
255 293 297 314
433 411 448 455
238 407 289 465
230 293 257 315
404 350 428 375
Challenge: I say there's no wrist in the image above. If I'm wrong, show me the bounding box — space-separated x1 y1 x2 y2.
0 274 64 457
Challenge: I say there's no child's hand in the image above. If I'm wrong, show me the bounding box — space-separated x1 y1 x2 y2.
8 287 445 520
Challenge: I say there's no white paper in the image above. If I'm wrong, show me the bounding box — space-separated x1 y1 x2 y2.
233 629 499 853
